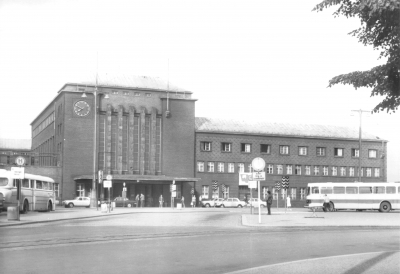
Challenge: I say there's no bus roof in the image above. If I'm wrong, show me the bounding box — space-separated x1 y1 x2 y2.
0 169 55 183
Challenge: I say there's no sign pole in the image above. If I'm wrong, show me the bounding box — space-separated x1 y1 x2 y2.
258 180 261 224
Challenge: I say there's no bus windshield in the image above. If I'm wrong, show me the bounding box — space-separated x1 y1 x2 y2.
0 177 8 187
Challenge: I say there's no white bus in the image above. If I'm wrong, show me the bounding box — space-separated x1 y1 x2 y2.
305 182 400 213
0 169 56 213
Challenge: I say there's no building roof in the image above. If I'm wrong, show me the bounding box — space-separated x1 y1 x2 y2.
195 117 383 141
0 138 31 150
62 74 191 93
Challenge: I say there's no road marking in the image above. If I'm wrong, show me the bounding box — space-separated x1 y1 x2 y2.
224 250 400 274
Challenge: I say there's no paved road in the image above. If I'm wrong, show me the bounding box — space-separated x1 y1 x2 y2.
1 210 399 274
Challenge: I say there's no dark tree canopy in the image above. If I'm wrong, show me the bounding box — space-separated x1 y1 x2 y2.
313 0 400 113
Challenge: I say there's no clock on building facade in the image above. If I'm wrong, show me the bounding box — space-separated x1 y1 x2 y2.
73 101 90 116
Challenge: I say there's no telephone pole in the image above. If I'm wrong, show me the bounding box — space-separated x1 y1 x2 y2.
351 109 370 182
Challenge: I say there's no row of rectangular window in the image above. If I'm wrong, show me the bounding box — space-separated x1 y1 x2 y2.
197 161 380 177
200 142 379 158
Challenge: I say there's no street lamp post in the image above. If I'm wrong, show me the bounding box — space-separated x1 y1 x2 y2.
82 86 108 208
351 109 370 182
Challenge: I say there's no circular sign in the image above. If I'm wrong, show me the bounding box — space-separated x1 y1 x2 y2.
251 157 265 171
15 156 26 166
106 175 113 180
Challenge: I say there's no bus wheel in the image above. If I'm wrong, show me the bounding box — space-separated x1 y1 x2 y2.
47 202 53 212
379 202 391 213
22 200 29 214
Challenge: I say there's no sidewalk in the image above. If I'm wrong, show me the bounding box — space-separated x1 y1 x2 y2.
1 206 399 228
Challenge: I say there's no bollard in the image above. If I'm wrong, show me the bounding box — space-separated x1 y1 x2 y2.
7 207 19 221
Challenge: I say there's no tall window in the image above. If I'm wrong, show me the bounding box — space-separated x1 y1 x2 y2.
290 187 297 199
295 165 301 175
228 163 235 173
368 149 377 158
280 145 289 155
218 162 224 173
200 142 211 151
316 147 326 156
207 162 214 172
221 143 231 152
300 188 306 200
334 148 344 157
222 186 229 199
351 149 359 157
238 163 245 173
332 166 337 176
314 166 319 176
366 167 372 177
266 164 273 174
241 143 251 153
260 144 271 154
286 165 293 175
212 187 219 199
340 167 346 176
305 165 311 175
201 186 209 199
262 187 268 199
197 161 204 172
77 183 85 197
272 187 278 200
277 165 283 174
323 166 328 176
374 168 380 177
298 147 307 156
349 167 355 177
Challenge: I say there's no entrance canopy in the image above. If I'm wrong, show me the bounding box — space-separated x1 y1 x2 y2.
74 174 200 183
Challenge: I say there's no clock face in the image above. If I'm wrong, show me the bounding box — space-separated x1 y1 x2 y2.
74 101 90 116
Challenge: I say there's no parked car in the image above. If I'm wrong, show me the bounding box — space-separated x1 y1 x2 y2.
247 198 266 207
113 197 136 207
220 198 246 208
201 198 224 207
63 197 91 208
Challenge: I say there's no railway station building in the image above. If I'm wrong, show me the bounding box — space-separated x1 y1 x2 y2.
0 76 388 207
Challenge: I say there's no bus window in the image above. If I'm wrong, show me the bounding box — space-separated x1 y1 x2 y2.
321 187 333 194
42 181 49 190
346 187 358 194
386 186 396 194
359 187 372 194
13 179 22 187
0 177 8 186
48 182 53 191
333 187 345 194
373 187 385 194
312 187 319 194
307 187 310 195
36 180 43 189
22 179 30 188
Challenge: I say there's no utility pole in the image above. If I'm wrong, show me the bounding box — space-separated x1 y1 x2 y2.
351 109 370 182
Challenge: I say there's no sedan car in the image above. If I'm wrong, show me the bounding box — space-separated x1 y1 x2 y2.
201 198 225 207
113 197 136 207
63 197 91 208
220 198 246 208
247 198 266 207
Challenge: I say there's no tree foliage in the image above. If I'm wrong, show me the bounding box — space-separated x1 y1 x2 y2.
313 0 400 113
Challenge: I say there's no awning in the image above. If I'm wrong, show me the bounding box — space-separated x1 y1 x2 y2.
74 174 200 182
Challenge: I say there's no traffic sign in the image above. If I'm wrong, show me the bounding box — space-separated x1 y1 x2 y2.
15 156 26 166
11 167 25 179
252 171 266 181
106 175 112 181
251 157 265 171
103 180 112 188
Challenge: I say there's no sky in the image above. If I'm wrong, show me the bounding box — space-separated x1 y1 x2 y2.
0 0 399 180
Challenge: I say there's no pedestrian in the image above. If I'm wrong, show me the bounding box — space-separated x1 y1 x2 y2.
135 194 139 207
181 196 185 208
191 195 196 208
140 193 145 208
267 191 273 215
323 194 330 212
159 195 164 208
198 196 202 207
286 195 291 211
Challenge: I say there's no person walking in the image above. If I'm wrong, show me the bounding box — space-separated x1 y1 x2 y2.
267 191 273 215
191 195 196 208
323 194 330 212
286 195 292 211
198 196 202 207
159 195 164 208
181 196 185 208
140 193 145 208
135 194 139 208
